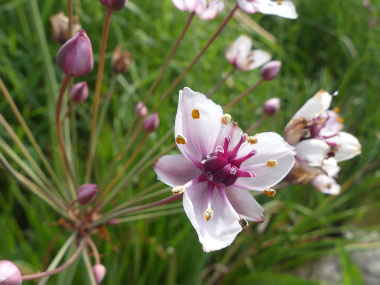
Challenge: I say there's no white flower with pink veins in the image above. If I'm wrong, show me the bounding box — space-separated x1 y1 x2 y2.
285 90 361 195
238 0 298 19
225 35 271 71
171 0 224 20
154 87 295 251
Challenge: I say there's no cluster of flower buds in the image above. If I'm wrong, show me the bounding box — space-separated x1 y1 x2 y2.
285 90 361 195
135 102 148 119
0 260 22 285
111 46 132 74
50 12 82 44
56 30 94 78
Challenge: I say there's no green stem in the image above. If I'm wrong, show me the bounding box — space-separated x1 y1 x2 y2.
85 8 113 182
207 67 236 98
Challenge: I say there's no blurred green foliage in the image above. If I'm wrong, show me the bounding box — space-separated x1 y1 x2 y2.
0 0 380 284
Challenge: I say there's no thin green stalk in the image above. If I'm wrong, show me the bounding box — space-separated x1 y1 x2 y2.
38 233 77 285
0 77 64 194
207 67 236 98
68 0 73 37
0 138 66 209
224 78 264 111
117 208 183 224
0 153 69 219
96 75 117 137
86 8 113 182
246 113 267 133
82 250 97 285
153 4 239 111
142 12 195 104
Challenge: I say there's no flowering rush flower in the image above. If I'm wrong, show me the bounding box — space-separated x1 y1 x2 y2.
285 90 361 195
238 0 298 19
225 35 271 71
171 0 224 20
154 87 295 251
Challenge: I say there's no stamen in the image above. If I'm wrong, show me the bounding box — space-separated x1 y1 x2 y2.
264 188 276 197
191 109 200 119
221 114 232 125
172 186 185 195
338 116 344 123
176 134 187 144
301 128 311 138
333 107 340 113
223 136 231 154
246 135 258 144
203 208 214 221
236 169 256 178
266 159 277 167
239 217 249 228
277 0 283 5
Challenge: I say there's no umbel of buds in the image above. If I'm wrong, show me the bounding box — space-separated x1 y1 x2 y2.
77 184 98 205
261 60 282 81
111 46 131 74
143 113 160 133
134 102 148 118
263 98 280 116
50 11 81 44
56 30 94 78
0 260 22 285
99 0 127 11
93 264 107 284
70 82 89 103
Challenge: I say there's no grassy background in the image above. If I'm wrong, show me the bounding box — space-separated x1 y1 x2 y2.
1 0 380 284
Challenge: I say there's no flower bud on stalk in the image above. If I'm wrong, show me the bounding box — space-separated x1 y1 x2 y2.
261 60 282 81
263 98 280 116
70 82 89 103
56 30 94 77
99 0 127 11
93 264 107 284
50 12 81 44
143 113 160 133
77 184 98 205
0 260 22 285
111 46 131 74
134 102 148 119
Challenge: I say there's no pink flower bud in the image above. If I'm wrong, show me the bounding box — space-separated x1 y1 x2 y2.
134 102 148 118
143 113 160 133
261 60 282 81
93 264 107 284
263 98 280 116
56 30 94 77
109 218 119 225
99 0 127 11
77 184 98 205
0 260 22 285
70 82 89 103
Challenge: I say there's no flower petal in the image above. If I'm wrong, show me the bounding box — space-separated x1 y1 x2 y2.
322 157 340 177
225 35 252 68
154 154 201 187
237 132 295 190
325 132 362 162
172 0 199 12
245 49 272 70
175 87 224 162
238 0 298 19
197 0 224 20
225 187 264 222
319 111 343 137
237 0 258 14
312 174 341 195
295 139 329 168
183 182 242 252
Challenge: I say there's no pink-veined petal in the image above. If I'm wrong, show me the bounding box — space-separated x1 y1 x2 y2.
183 182 242 252
312 174 341 195
175 87 224 162
154 154 201 187
319 111 343 137
236 132 295 190
225 187 264 222
326 132 362 162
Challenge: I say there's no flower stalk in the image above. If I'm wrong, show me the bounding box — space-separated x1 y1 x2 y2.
207 67 236 98
224 78 264 111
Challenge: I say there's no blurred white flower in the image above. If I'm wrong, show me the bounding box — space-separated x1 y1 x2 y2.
172 0 224 20
238 0 298 19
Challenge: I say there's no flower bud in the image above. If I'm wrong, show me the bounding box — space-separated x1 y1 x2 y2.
70 82 89 103
99 0 127 11
56 30 94 77
263 98 280 116
50 11 81 44
134 102 148 118
77 184 98 205
0 260 22 285
93 264 107 284
111 46 131 74
143 113 160 133
261 60 282 81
